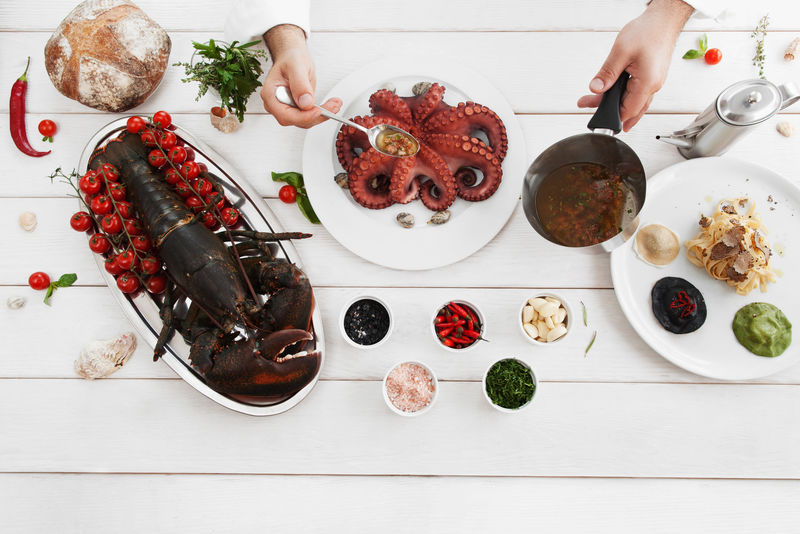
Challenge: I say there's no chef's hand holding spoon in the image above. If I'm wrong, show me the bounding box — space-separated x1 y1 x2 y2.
577 0 694 132
261 24 342 128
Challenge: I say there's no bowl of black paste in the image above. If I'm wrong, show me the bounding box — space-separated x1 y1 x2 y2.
651 277 707 334
340 296 393 348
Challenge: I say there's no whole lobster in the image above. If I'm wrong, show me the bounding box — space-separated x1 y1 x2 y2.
89 131 321 403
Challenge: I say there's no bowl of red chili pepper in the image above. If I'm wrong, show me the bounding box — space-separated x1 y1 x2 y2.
432 300 485 351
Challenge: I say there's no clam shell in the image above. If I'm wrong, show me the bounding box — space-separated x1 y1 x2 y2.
412 81 432 96
6 296 26 310
75 332 137 379
396 212 415 229
18 212 37 232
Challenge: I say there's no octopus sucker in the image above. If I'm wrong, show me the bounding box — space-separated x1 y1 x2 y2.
335 84 507 211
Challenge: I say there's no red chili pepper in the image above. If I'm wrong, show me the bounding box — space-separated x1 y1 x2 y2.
463 330 480 339
437 320 465 328
438 327 454 337
450 336 473 344
467 320 474 331
434 316 444 324
10 57 49 158
448 302 468 317
442 338 455 348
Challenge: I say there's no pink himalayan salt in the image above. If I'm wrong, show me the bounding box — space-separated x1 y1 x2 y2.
385 362 435 413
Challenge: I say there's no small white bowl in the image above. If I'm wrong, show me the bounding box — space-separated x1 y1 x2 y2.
518 292 572 346
382 360 438 417
339 295 393 350
431 299 485 353
482 358 538 413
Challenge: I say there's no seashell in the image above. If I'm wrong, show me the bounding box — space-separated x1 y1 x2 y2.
777 121 794 137
6 296 26 310
396 212 415 229
210 106 240 133
412 81 432 96
379 82 396 93
74 332 137 379
335 172 349 189
427 209 451 225
18 212 37 232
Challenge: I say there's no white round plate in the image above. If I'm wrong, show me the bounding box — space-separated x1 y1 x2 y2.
610 157 799 380
302 58 527 270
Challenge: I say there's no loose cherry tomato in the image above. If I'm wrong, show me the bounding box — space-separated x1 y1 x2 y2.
175 181 193 197
100 213 123 235
115 200 134 219
79 173 103 196
152 111 172 129
704 48 722 65
140 130 157 147
116 249 139 271
38 119 57 142
131 235 151 252
124 218 144 236
180 161 200 180
70 211 93 232
221 206 240 227
167 146 187 165
279 184 297 203
140 255 161 275
116 271 140 294
185 195 204 211
146 273 167 294
201 212 218 229
104 255 124 276
197 162 208 173
90 194 113 216
148 149 167 168
107 182 126 201
192 177 213 196
101 163 119 182
28 272 50 290
205 191 226 210
159 131 177 150
184 147 195 161
89 233 111 254
126 116 146 134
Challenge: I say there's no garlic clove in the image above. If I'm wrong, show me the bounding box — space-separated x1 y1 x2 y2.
522 305 534 323
523 323 539 340
546 325 568 342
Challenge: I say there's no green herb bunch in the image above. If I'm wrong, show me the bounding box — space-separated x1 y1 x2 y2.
751 14 770 79
485 359 535 410
175 40 268 122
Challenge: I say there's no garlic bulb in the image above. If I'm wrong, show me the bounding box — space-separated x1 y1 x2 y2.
75 332 137 379
18 212 37 232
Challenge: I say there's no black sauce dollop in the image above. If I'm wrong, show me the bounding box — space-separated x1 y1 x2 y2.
651 277 707 334
343 298 390 346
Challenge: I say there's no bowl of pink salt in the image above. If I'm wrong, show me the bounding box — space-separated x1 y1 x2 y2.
382 361 438 417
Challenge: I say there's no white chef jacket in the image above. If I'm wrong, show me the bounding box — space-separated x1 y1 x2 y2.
225 0 731 42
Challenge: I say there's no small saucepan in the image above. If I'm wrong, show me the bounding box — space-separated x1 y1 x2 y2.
522 73 646 252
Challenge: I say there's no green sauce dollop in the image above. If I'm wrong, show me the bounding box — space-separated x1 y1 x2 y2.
732 303 792 357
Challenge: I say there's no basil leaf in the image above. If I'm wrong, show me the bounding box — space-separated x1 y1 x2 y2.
296 192 321 224
271 171 304 189
682 49 703 59
43 285 55 306
699 34 708 53
55 273 77 288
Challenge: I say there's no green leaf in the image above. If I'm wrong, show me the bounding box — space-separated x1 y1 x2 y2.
271 171 304 189
682 49 703 59
584 331 597 358
43 285 55 306
54 273 77 287
296 192 321 224
699 33 708 53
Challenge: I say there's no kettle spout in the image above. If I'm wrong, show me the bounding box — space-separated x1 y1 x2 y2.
655 135 694 149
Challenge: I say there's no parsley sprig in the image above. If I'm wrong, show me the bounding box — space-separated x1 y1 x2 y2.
175 40 268 122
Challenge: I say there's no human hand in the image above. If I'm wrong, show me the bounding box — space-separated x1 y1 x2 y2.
577 0 694 131
261 25 342 128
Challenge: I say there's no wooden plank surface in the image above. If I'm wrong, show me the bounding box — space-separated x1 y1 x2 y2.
2 474 799 534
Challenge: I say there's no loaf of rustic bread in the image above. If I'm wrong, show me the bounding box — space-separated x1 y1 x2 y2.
44 0 171 112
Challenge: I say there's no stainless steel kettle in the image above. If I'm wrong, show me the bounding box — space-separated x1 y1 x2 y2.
657 79 800 158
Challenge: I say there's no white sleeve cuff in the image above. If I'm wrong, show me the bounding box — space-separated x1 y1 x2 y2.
225 0 311 43
681 0 734 20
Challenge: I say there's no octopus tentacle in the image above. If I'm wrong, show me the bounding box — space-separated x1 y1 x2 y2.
389 155 421 204
425 133 502 202
423 102 508 162
347 148 395 209
369 90 413 125
404 83 448 123
415 144 457 211
336 115 408 171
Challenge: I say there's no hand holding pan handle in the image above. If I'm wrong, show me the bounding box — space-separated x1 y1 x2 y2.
587 72 630 134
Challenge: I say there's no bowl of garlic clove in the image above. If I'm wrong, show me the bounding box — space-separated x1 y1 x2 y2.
519 293 571 346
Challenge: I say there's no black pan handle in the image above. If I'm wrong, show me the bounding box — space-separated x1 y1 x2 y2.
587 72 630 134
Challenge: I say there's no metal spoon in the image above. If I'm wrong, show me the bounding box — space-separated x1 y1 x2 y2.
275 86 419 157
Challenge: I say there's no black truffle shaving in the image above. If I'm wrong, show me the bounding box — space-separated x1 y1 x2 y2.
651 277 707 334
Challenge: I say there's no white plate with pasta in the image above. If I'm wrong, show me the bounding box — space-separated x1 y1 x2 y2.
610 157 799 380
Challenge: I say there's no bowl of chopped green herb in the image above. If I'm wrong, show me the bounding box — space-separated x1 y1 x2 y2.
482 358 537 412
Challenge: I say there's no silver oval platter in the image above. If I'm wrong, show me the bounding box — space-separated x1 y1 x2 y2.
78 118 325 416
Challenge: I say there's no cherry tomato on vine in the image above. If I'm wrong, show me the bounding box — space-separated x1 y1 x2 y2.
140 256 161 275
101 163 119 182
221 206 240 227
116 271 140 294
184 147 195 161
107 182 126 201
167 146 187 165
205 191 226 210
116 249 139 271
115 200 134 219
140 130 157 147
131 235 151 252
165 168 182 185
175 181 193 197
70 211 93 232
38 120 57 142
201 212 218 229
100 213 123 235
146 273 167 294
180 161 200 180
152 111 172 129
124 218 144 236
192 177 213 196
90 194 113 216
79 173 102 196
105 255 124 276
148 149 167 168
197 162 208 173
126 116 146 134
89 234 111 254
704 48 722 65
28 272 50 291
159 131 177 150
279 184 297 203
185 195 204 211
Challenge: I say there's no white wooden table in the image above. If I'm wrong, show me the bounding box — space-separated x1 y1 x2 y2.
2 1 800 531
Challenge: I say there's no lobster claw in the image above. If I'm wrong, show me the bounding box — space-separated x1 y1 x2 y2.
200 329 321 402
